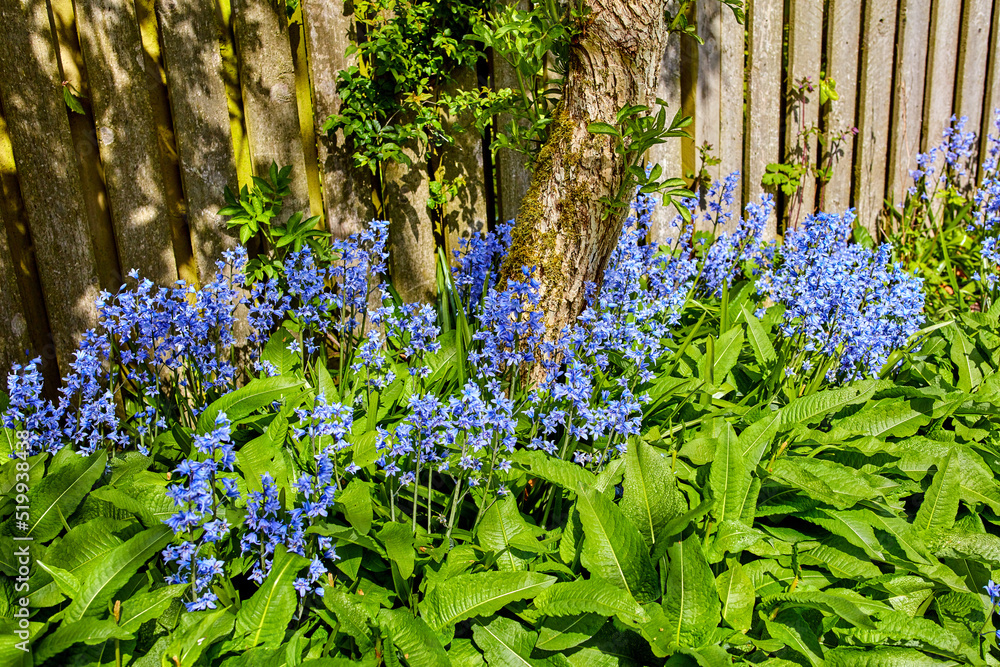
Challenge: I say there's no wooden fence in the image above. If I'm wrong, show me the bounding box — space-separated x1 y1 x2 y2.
0 0 999 385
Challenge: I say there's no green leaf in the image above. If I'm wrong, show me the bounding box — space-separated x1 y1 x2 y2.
25 450 106 542
338 479 373 535
35 560 81 599
62 86 85 114
825 647 957 666
166 608 236 667
477 495 536 571
513 450 596 491
33 617 133 664
535 614 606 652
322 586 374 652
708 422 751 526
471 616 536 667
197 376 305 433
262 327 299 376
533 578 646 624
742 304 776 366
587 122 621 137
576 485 659 603
378 523 415 579
233 545 307 649
620 437 686 547
660 532 721 650
738 410 781 466
915 452 960 535
119 584 186 633
947 324 983 393
825 398 931 440
770 457 879 510
779 380 878 428
63 525 171 622
716 561 754 633
765 610 824 667
423 571 554 630
378 608 450 665
760 591 878 628
711 327 744 382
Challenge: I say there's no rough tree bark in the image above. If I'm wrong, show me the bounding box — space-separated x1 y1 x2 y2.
499 0 670 339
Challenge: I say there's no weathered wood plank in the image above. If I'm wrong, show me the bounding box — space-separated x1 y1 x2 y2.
982 0 1000 160
493 0 531 226
744 0 782 238
922 0 961 155
696 0 721 190
0 202 31 378
74 0 178 284
854 0 898 235
301 0 375 238
157 0 240 283
233 0 310 217
823 0 862 213
955 0 993 177
719 3 744 211
441 66 488 259
0 0 100 368
785 0 823 227
383 146 436 303
887 0 931 205
649 30 683 243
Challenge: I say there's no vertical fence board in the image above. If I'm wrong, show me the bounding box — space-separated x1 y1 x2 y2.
384 146 436 303
0 204 30 376
288 9 323 218
301 0 375 238
649 31 683 242
233 0 310 216
75 0 178 284
887 0 931 205
0 0 100 368
956 0 993 176
745 0 782 238
158 0 240 284
441 66 488 258
493 61 531 226
982 0 1000 156
823 0 861 213
719 4 744 211
922 0 961 154
785 0 823 226
696 0 721 190
854 0 897 234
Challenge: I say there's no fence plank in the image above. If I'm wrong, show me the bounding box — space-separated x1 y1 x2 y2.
0 0 100 368
956 0 993 176
922 0 961 155
887 0 931 206
854 0 897 234
822 0 861 213
982 0 1000 157
719 4 743 212
649 31 683 242
384 146 436 303
493 58 531 226
696 0 721 189
0 203 31 376
157 0 240 283
745 0 782 238
785 0 823 227
301 0 375 238
441 66 488 259
233 0 310 217
74 0 178 285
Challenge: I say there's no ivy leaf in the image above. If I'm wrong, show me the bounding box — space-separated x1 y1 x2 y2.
576 485 659 603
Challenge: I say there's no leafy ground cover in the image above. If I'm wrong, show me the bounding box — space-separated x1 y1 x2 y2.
3 114 1000 666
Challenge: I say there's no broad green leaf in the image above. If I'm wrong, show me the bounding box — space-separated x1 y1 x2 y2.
893 438 1000 512
323 586 375 652
378 522 415 579
379 608 450 665
761 591 878 628
708 520 765 560
91 472 174 528
33 617 133 664
119 584 186 633
799 537 882 580
825 647 956 666
712 327 744 382
708 422 751 525
824 398 931 440
742 304 776 366
660 532 721 650
934 530 1000 569
716 561 754 633
799 509 885 560
914 452 960 535
29 518 130 607
779 381 878 428
947 323 983 393
576 485 659 602
233 545 307 649
197 376 304 433
471 616 536 667
166 608 236 667
514 450 596 491
765 609 823 667
535 614 606 652
770 457 878 510
423 571 554 630
620 437 686 547
533 578 646 624
847 609 962 655
450 638 487 667
338 478 373 535
262 327 299 376
25 450 106 542
35 560 80 599
477 495 535 571
738 410 781 466
63 525 171 622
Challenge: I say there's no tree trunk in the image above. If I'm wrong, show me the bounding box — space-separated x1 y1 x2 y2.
499 0 670 338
